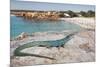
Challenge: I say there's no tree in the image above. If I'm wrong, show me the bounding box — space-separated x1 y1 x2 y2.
87 10 95 17
79 11 87 17
67 10 78 17
80 10 95 17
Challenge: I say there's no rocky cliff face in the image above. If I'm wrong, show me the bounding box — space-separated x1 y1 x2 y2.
12 11 60 21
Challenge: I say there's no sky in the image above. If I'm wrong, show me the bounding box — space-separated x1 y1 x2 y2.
11 0 95 12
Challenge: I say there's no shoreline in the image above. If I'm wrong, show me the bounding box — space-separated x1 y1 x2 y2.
60 17 95 30
10 17 95 40
10 30 82 41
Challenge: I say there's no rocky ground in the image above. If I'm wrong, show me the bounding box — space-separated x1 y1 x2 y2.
10 30 95 67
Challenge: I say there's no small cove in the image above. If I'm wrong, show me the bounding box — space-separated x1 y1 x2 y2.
10 16 82 38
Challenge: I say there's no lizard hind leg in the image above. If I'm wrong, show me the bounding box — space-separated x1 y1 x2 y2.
39 45 51 48
61 44 64 48
39 45 46 47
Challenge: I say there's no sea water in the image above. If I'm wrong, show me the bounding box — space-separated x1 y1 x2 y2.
10 16 82 38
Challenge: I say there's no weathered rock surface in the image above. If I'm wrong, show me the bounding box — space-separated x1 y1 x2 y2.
10 30 95 66
16 32 28 40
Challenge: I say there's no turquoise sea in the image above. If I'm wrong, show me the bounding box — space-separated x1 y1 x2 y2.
10 16 82 38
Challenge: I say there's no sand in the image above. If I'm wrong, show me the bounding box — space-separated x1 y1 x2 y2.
60 17 95 30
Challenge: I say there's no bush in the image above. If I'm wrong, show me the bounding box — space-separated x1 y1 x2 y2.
79 10 95 17
87 10 95 17
67 10 78 17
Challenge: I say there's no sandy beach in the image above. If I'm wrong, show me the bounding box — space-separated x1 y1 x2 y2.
60 17 95 30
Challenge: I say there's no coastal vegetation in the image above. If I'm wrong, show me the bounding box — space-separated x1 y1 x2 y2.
79 10 95 17
11 10 95 21
59 10 95 17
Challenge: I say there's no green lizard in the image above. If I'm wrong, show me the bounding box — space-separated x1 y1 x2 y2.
14 32 77 60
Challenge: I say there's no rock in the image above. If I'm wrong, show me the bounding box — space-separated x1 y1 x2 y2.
10 30 95 66
79 43 92 52
16 32 28 40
